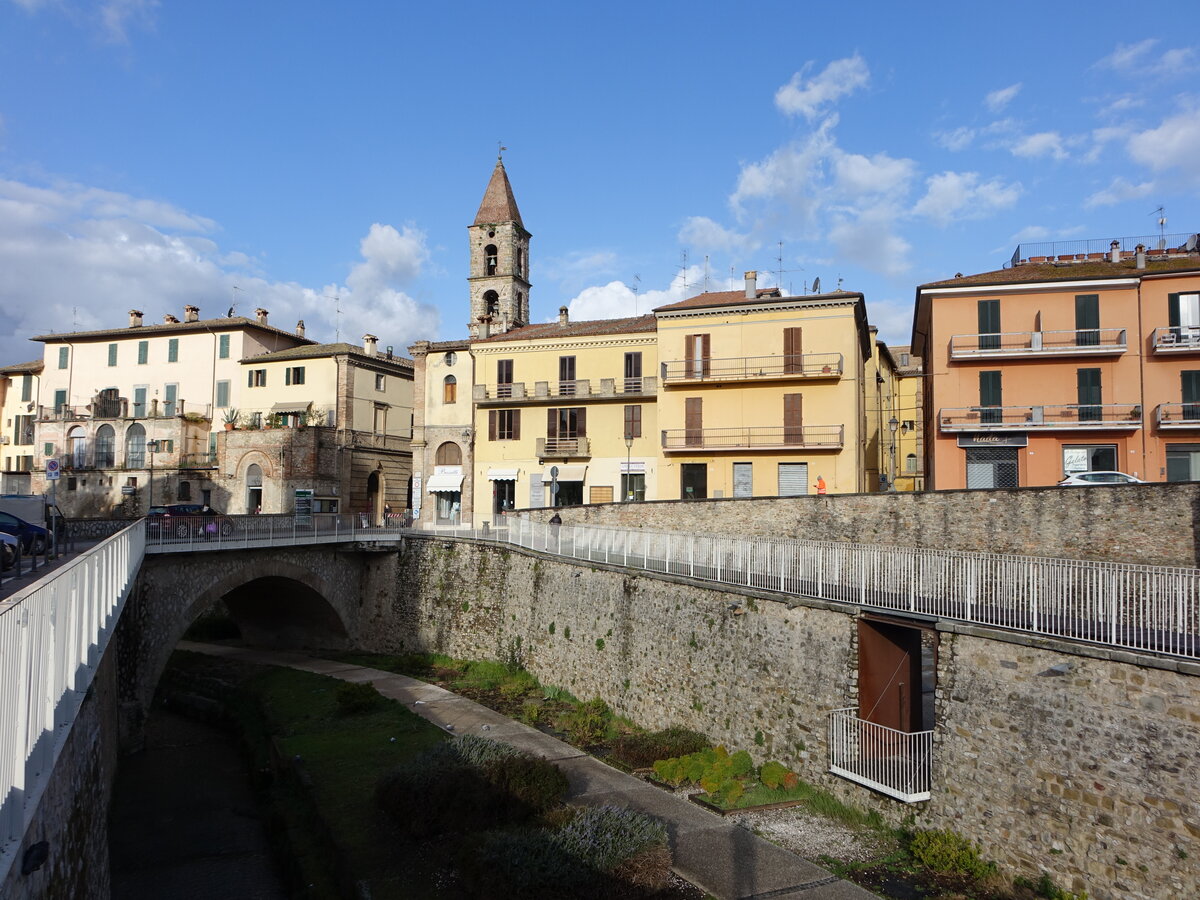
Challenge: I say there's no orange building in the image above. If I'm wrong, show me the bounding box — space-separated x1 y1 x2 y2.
912 235 1200 488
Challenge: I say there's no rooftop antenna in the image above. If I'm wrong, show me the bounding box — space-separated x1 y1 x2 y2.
777 241 784 291
703 255 710 293
677 250 690 295
837 276 844 291
72 306 78 329
325 292 343 342
229 284 243 317
631 274 641 316
1151 205 1167 249
729 265 735 291
811 277 821 294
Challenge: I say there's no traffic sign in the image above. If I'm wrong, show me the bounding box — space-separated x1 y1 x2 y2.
45 458 61 481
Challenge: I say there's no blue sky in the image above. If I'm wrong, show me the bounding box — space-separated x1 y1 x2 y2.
0 1 1196 364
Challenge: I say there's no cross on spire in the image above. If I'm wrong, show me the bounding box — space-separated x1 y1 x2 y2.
498 141 507 160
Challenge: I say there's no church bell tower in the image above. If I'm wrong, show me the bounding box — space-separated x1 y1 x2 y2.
468 154 531 338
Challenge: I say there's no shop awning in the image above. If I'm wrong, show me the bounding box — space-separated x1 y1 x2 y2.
426 473 464 492
487 468 519 481
543 465 587 482
270 401 312 415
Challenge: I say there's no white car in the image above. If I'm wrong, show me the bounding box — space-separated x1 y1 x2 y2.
1058 471 1146 486
0 532 16 570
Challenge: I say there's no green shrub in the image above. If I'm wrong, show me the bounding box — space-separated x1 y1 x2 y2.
561 697 612 747
449 734 521 768
729 750 753 778
483 754 569 812
610 727 710 769
334 680 385 715
908 828 997 879
759 760 788 790
520 701 541 725
1018 873 1089 900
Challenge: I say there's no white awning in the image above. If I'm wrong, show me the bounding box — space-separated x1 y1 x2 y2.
270 401 311 414
543 465 587 482
426 473 464 492
487 468 519 481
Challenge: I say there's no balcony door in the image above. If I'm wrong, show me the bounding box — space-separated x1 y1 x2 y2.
978 299 1000 351
783 327 803 374
1183 371 1200 421
497 359 513 398
783 394 803 444
1168 293 1200 344
685 334 710 378
684 397 702 447
559 356 577 396
624 352 642 392
1075 294 1100 346
1077 368 1102 422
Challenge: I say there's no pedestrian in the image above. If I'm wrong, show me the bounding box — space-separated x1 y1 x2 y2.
815 475 827 495
549 512 562 525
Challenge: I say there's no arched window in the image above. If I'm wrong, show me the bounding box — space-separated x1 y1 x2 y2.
435 442 461 466
484 244 498 276
906 453 918 473
68 426 88 468
95 424 115 467
125 423 146 469
443 375 457 404
484 290 499 317
516 247 525 277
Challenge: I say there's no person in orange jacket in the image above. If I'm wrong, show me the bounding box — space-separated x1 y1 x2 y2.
815 475 827 495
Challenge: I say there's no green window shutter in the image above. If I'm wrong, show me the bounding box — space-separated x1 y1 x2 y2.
216 380 230 408
108 344 118 366
979 371 1001 407
168 338 179 362
285 368 291 386
219 334 230 359
1168 294 1181 328
1182 371 1200 403
1077 368 1101 405
138 341 148 364
20 374 31 402
54 389 67 411
58 347 68 369
977 300 1000 349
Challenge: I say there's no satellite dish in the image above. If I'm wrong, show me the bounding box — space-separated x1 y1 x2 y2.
811 277 821 294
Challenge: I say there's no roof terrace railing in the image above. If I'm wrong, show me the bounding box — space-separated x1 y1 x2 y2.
1008 232 1197 267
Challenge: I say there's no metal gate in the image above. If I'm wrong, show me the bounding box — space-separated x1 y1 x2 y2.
777 462 808 496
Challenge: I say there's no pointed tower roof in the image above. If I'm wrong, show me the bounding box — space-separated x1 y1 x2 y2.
473 157 525 229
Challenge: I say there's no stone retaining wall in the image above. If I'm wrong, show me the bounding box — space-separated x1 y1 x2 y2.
521 482 1200 568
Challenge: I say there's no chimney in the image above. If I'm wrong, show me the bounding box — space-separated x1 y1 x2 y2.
296 319 306 338
129 309 144 328
184 305 200 323
1110 240 1121 263
255 307 269 325
1135 244 1147 269
477 320 490 340
363 333 378 357
558 306 570 326
163 314 179 324
744 270 757 299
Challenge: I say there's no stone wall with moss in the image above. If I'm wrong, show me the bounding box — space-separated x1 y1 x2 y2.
363 535 1200 900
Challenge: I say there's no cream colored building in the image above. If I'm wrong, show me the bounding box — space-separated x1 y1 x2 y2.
0 359 42 492
409 339 474 525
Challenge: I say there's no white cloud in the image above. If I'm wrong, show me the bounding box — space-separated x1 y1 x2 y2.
0 175 440 363
1083 177 1155 208
1098 39 1158 72
564 266 703 322
677 216 758 254
985 83 1022 112
1097 39 1197 77
540 250 620 291
828 209 911 278
912 171 1021 225
774 55 870 120
100 0 158 43
935 126 975 152
730 117 838 220
1127 110 1200 180
1011 131 1069 161
833 151 916 198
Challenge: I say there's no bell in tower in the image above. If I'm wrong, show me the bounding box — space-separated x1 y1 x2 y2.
468 152 531 337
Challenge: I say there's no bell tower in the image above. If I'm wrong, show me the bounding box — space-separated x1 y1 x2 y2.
468 154 531 338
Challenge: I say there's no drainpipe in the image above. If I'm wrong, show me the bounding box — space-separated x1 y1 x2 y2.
1137 277 1148 479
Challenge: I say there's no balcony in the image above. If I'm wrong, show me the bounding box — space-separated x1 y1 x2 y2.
661 425 844 452
948 329 1126 360
938 403 1142 432
1156 403 1200 429
660 353 843 385
1152 326 1200 354
536 436 590 460
475 377 657 406
828 709 932 803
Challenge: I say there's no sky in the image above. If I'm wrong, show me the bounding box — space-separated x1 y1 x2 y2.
0 1 1197 365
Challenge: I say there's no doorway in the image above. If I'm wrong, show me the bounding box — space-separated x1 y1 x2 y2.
367 469 384 526
246 463 263 513
858 618 936 733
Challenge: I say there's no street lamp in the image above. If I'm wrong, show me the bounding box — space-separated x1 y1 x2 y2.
146 439 160 509
624 433 634 501
887 417 899 493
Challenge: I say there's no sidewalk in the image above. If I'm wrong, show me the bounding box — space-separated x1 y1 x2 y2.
179 642 878 900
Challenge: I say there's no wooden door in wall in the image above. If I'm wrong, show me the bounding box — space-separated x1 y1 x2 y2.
857 618 922 733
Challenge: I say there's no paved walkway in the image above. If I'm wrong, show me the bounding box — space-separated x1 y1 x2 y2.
179 641 878 900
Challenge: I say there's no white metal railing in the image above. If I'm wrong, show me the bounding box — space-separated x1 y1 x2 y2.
142 513 409 552
472 518 1200 661
0 523 145 876
828 708 932 802
949 329 1127 358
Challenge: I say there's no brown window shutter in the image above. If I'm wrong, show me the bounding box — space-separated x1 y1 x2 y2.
577 407 587 437
632 405 642 437
784 327 802 373
784 393 803 443
512 410 521 440
547 408 558 439
489 410 497 441
701 334 711 376
685 397 702 445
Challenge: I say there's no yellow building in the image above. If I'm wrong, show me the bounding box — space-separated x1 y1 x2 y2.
653 272 871 498
470 309 658 521
863 329 899 492
890 345 925 491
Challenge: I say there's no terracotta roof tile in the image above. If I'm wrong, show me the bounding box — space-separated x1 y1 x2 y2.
472 314 656 344
473 159 524 229
242 342 413 368
30 316 316 345
654 288 861 313
0 359 44 375
921 256 1200 289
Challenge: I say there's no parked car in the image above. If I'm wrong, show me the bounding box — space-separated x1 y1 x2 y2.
1 532 17 570
146 504 236 538
1058 471 1146 486
0 510 50 554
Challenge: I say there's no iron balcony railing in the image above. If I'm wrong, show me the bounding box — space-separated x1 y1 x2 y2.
475 378 656 404
938 403 1142 431
1152 326 1200 352
828 709 932 803
949 329 1126 359
1008 232 1197 267
535 436 590 459
661 425 844 451
660 353 844 384
1156 403 1200 429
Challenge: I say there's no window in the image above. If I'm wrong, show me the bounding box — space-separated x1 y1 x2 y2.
285 366 305 386
1077 368 1102 422
681 463 707 500
966 447 1018 488
444 351 457 365
218 334 230 359
107 343 118 367
164 384 178 417
126 423 146 469
493 479 517 515
783 394 803 443
517 247 525 277
559 356 576 394
54 389 67 413
484 290 500 317
685 397 703 446
783 327 803 373
623 405 642 439
685 334 711 378
906 453 918 473
133 386 147 417
216 380 230 409
547 407 586 439
900 352 911 366
497 359 513 397
484 244 498 275
137 341 148 365
248 369 266 387
167 338 179 363
20 374 31 402
443 375 457 404
14 415 33 445
375 374 385 391
58 347 69 369
620 473 646 502
435 442 462 465
978 299 1000 350
624 352 642 391
1062 444 1116 476
1183 371 1200 420
489 409 520 440
373 405 387 434
979 371 1002 424
178 480 191 501
1075 295 1100 346
1167 444 1200 482
1168 293 1200 343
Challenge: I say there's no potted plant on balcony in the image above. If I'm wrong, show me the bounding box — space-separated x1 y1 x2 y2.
222 408 240 431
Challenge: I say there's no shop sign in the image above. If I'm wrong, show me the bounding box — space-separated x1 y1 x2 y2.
957 433 1028 448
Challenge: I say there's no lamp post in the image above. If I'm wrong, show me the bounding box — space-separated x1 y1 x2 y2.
887 417 898 492
147 439 160 509
624 434 634 501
